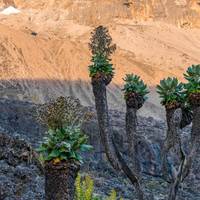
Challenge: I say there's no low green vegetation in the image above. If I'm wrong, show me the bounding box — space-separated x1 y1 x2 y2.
75 174 122 200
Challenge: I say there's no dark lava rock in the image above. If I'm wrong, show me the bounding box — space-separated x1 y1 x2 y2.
0 98 44 146
0 98 200 199
0 133 44 200
31 32 38 36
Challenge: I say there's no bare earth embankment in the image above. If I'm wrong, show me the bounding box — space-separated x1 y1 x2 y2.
0 0 200 119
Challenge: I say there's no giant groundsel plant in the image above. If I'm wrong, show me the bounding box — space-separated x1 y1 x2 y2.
89 26 116 85
37 96 93 200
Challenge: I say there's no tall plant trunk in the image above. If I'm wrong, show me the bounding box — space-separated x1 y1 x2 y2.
45 161 80 200
126 105 140 174
165 108 181 152
168 142 185 200
92 78 121 170
191 106 200 143
168 106 200 200
92 78 145 200
162 108 181 181
112 138 145 200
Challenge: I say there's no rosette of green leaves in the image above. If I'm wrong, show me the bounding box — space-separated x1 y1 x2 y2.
184 65 200 94
122 74 149 100
157 77 184 106
89 54 114 78
37 126 93 163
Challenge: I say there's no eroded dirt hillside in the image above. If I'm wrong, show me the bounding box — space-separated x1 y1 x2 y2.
0 0 200 119
1 0 200 27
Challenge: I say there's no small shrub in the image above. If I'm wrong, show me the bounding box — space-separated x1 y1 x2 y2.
106 190 117 200
75 174 94 200
75 174 122 200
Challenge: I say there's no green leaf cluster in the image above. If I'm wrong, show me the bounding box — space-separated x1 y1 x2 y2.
37 126 93 163
89 54 114 78
122 74 149 100
157 77 184 106
75 174 123 200
184 64 200 94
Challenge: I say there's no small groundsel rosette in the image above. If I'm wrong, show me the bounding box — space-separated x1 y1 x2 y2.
184 65 200 106
157 77 185 109
123 74 149 109
37 126 93 164
89 54 114 85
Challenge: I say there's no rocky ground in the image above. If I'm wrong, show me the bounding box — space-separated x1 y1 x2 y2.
0 98 200 200
0 133 44 200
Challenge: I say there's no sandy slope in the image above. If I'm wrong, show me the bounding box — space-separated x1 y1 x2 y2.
0 0 200 119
